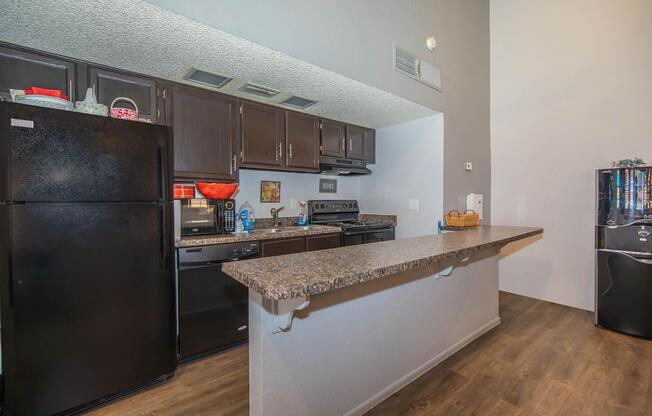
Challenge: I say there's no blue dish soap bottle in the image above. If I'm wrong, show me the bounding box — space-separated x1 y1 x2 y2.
238 201 256 231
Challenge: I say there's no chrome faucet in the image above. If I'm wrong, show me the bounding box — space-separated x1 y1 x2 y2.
270 206 285 227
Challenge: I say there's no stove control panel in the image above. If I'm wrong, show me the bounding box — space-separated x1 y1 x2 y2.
308 200 359 215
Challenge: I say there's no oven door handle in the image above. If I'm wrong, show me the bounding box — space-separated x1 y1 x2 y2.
343 228 393 236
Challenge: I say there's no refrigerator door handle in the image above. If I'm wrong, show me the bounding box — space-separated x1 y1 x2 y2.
160 205 170 271
158 145 166 201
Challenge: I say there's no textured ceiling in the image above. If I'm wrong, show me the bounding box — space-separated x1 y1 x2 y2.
0 0 435 128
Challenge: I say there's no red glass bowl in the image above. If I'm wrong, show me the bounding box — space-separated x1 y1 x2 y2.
196 182 239 200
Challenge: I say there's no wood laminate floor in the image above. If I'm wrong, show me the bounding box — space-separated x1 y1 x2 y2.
86 292 652 416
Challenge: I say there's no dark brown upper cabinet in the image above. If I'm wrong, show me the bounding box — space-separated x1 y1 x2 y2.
363 128 376 164
241 101 285 169
285 111 320 171
88 67 162 123
169 84 239 182
320 119 346 158
0 45 77 101
345 125 366 160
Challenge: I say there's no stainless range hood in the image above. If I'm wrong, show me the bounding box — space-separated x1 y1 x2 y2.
319 156 371 176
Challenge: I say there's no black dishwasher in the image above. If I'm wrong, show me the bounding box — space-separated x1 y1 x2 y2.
177 241 259 362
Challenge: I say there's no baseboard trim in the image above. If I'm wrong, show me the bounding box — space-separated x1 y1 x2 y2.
343 316 502 416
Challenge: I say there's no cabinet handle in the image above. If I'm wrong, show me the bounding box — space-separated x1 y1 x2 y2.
278 142 282 160
288 143 293 159
69 80 73 99
231 154 237 175
349 138 352 152
342 137 345 152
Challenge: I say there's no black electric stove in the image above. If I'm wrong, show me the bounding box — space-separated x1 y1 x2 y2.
308 200 395 246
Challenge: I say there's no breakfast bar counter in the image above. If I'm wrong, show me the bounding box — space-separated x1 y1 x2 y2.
221 225 542 416
222 225 542 300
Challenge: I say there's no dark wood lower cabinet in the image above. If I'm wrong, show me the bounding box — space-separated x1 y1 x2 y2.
261 233 342 258
306 233 341 251
260 237 306 258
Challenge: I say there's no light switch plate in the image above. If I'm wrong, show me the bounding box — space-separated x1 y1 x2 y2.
290 199 298 209
464 162 473 171
409 199 420 210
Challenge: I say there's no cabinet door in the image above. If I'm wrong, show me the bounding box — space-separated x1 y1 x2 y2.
260 237 306 258
241 101 285 168
169 84 238 181
89 67 161 123
320 119 346 158
0 46 76 101
345 125 366 160
363 128 376 164
286 111 319 171
306 233 341 252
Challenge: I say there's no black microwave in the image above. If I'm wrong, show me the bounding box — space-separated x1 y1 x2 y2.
178 199 236 236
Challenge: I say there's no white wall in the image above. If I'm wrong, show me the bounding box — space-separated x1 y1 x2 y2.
249 250 499 416
491 0 652 310
359 115 444 239
235 169 360 219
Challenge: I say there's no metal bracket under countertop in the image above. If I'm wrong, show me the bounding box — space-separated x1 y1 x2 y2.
435 255 471 279
267 295 311 333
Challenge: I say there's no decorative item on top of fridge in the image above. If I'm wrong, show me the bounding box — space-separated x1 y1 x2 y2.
110 97 139 120
75 88 108 116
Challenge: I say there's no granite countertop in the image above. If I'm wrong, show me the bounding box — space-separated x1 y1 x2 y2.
222 225 543 301
176 225 342 248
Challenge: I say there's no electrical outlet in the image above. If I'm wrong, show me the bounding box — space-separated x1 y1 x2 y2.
464 162 473 171
409 199 420 210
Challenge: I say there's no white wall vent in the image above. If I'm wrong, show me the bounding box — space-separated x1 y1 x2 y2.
280 95 318 109
184 68 232 88
393 43 442 91
238 82 280 98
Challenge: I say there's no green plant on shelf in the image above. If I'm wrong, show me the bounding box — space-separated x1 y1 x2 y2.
612 158 646 168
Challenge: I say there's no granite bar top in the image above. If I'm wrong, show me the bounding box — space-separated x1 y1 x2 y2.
175 225 342 248
222 225 542 301
358 214 398 227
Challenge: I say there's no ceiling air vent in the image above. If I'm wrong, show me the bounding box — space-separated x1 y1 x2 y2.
280 95 318 109
184 68 232 88
393 43 442 91
238 82 280 98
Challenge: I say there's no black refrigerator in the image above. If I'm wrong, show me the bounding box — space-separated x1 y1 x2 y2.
0 102 176 415
596 167 652 338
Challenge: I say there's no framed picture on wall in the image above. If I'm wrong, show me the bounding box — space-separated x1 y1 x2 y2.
260 180 281 203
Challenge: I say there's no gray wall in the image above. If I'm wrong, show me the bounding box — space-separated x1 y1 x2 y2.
148 0 492 219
